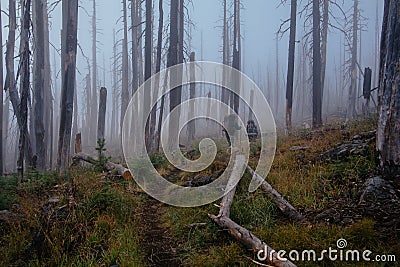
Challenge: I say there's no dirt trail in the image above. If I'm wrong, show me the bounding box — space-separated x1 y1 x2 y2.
138 196 182 267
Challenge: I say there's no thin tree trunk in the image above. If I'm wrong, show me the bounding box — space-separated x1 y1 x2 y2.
347 0 358 119
121 0 130 130
187 52 196 144
321 0 329 99
285 0 297 133
91 0 98 146
57 0 78 173
144 0 153 151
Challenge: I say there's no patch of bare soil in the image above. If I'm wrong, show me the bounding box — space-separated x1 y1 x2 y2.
138 196 182 267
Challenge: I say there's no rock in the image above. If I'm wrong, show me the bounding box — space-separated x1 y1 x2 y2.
358 177 399 205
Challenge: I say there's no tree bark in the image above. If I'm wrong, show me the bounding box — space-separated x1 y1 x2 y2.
97 87 107 141
187 52 196 143
144 0 153 151
0 0 3 175
91 0 98 145
285 0 297 133
33 0 46 170
121 0 130 130
312 0 322 128
57 0 79 174
347 0 358 119
377 0 400 178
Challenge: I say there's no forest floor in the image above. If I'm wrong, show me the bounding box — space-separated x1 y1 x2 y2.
1 117 399 267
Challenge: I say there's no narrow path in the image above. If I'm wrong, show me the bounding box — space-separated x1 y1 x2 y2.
138 196 182 267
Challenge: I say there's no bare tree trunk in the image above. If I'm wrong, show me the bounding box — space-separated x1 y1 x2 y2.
377 0 400 178
57 0 78 174
18 0 32 178
347 0 358 119
33 0 46 170
97 87 107 141
187 52 196 144
275 32 279 116
131 0 139 95
231 0 240 114
285 0 297 133
153 0 164 150
90 0 98 146
144 0 153 151
0 0 3 175
312 0 322 128
167 0 180 148
121 0 130 130
320 0 329 99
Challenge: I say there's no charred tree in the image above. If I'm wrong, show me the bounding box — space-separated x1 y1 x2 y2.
144 0 153 150
347 0 358 119
57 0 79 173
33 0 46 170
312 0 322 128
97 87 107 141
285 0 297 132
377 0 400 178
121 0 130 130
320 0 329 98
90 0 98 145
187 52 196 143
0 0 3 175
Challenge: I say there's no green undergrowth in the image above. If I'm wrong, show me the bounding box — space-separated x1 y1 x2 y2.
162 117 399 266
0 168 145 266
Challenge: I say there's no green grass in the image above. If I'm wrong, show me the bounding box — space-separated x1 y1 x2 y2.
0 169 145 267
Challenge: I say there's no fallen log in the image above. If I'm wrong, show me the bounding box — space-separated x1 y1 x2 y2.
247 165 306 223
208 215 297 267
218 155 246 217
72 152 132 180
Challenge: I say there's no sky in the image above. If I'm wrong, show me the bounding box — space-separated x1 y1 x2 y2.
0 0 383 109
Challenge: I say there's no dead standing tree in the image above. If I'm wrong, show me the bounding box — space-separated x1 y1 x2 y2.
90 0 98 146
144 0 153 151
377 0 400 178
33 0 47 170
312 0 322 128
0 0 3 175
120 0 130 131
285 0 297 132
57 0 79 173
18 0 32 178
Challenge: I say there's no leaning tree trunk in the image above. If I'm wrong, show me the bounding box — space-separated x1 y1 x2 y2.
312 0 322 128
57 0 78 173
33 0 46 170
285 0 297 133
377 0 400 179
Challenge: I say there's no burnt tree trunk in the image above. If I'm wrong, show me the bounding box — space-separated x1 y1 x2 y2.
377 0 400 178
97 87 107 141
321 0 329 98
312 0 322 128
33 0 46 170
121 0 130 130
187 52 196 144
285 0 297 133
144 0 153 151
0 0 3 175
57 0 78 173
90 0 98 145
18 0 32 178
347 0 358 119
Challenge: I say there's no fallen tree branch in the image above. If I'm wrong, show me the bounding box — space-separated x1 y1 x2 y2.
247 165 306 223
209 155 297 267
208 215 297 267
72 152 132 180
